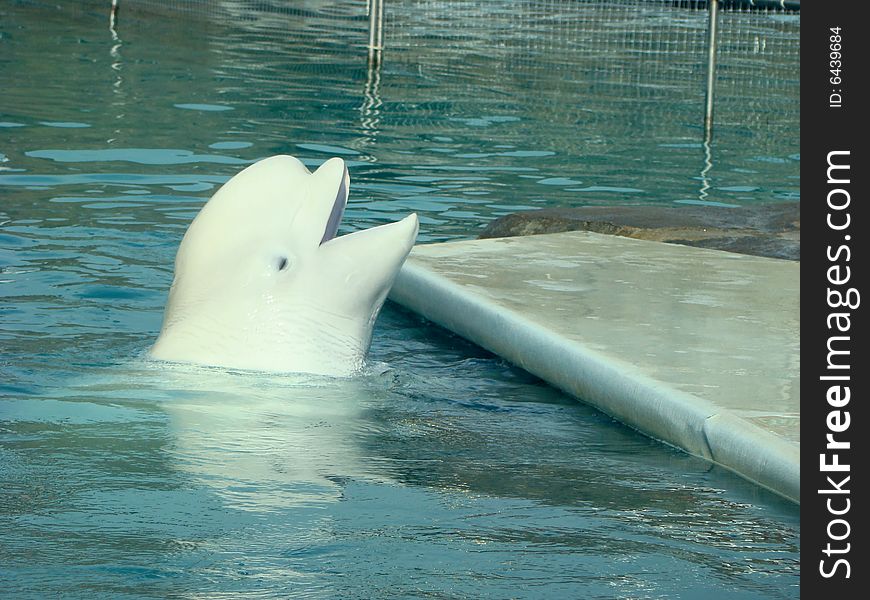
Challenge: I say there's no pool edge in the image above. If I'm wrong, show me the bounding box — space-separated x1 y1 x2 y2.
389 251 800 505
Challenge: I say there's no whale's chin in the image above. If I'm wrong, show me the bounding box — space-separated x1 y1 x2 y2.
150 155 418 377
151 329 369 378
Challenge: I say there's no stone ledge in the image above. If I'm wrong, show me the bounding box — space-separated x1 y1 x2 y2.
479 203 800 261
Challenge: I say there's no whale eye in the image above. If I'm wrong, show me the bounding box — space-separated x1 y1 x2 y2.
277 257 289 271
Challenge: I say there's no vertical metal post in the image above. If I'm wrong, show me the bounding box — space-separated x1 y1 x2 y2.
359 53 383 150
368 0 385 66
703 0 719 142
110 0 119 31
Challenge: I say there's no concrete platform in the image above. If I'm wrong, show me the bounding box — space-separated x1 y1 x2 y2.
388 231 799 503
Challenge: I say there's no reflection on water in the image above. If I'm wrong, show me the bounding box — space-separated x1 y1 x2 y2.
0 0 799 241
1 1 798 597
2 324 799 598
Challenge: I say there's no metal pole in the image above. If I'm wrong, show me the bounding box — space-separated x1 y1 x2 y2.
368 0 385 66
703 0 719 142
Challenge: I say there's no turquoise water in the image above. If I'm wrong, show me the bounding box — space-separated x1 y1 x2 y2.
1 2 799 598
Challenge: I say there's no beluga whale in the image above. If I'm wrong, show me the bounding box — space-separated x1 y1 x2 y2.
151 155 418 376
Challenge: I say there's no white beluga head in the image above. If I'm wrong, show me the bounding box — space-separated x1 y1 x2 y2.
151 155 418 376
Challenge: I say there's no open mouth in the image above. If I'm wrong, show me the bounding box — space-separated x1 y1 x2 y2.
320 166 349 246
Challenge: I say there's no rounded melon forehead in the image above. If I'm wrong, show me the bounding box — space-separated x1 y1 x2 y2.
175 156 348 274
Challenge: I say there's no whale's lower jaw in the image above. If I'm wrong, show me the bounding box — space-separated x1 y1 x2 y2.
150 303 377 377
150 339 369 377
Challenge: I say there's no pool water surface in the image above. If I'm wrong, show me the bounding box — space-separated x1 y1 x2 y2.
1 1 799 597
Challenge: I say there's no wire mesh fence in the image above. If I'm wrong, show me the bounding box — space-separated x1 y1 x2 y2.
379 0 798 145
48 0 799 201
114 0 799 141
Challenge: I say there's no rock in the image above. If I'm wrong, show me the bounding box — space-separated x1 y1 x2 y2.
478 203 800 261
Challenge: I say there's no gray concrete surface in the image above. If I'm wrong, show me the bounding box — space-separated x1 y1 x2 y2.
389 231 799 503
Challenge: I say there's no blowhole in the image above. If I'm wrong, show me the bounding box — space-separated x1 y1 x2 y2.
277 257 289 271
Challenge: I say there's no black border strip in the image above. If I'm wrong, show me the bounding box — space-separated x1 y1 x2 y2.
802 3 867 596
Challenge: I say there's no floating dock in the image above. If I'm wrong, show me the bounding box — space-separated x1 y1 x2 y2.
389 231 799 503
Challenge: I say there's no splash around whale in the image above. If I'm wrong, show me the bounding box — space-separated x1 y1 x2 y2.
150 155 418 376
